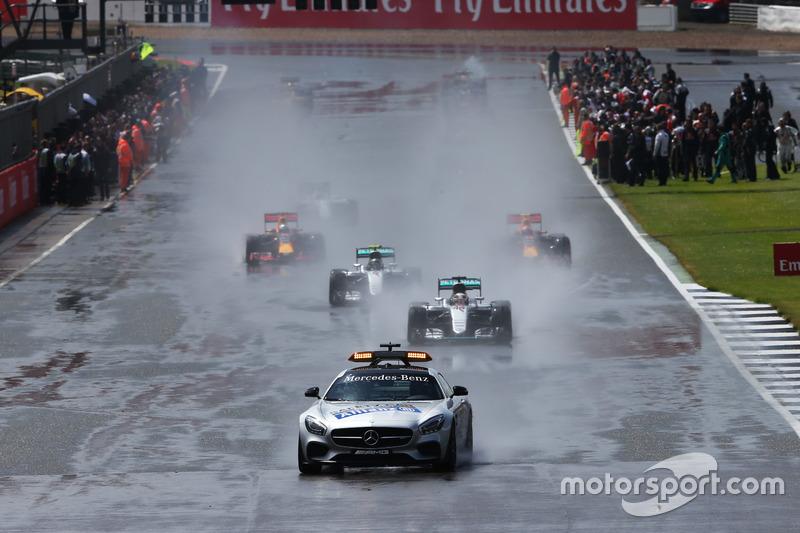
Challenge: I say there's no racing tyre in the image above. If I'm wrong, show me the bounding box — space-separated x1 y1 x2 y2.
245 234 277 265
298 438 322 475
329 269 348 307
490 301 513 345
434 426 458 472
407 303 428 345
302 233 326 262
245 239 256 266
551 234 572 268
244 236 260 265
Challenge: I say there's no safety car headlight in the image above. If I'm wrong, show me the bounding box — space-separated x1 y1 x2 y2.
305 415 327 436
419 414 446 435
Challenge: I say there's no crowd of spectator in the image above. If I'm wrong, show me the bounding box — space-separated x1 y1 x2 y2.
555 46 798 186
34 57 207 207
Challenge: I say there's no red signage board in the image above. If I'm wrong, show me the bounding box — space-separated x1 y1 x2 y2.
212 0 636 31
1 0 27 24
0 157 37 230
774 242 800 276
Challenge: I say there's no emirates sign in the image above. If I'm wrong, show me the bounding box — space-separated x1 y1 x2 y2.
774 242 800 276
212 0 636 30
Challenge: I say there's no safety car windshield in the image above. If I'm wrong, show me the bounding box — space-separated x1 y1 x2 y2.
324 371 444 402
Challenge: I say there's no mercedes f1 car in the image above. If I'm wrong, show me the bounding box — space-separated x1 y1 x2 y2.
407 277 512 345
298 344 472 473
329 246 422 306
297 182 358 227
244 213 325 267
508 214 571 267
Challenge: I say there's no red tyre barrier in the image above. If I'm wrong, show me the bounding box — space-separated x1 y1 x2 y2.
0 157 37 230
212 0 636 31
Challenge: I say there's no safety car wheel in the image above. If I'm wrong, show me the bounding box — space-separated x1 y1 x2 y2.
465 414 473 457
434 427 458 472
298 438 322 475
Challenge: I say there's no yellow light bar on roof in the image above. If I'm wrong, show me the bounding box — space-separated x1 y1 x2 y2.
406 352 432 362
349 352 374 362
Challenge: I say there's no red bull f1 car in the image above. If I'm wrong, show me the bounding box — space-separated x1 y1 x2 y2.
508 214 571 267
329 246 422 306
298 344 472 473
245 213 325 267
407 277 512 345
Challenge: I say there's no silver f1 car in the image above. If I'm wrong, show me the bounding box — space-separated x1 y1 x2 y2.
507 213 571 267
244 213 325 267
407 277 512 345
329 246 422 306
298 344 472 473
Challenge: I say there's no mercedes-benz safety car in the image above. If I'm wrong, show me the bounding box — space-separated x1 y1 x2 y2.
297 181 358 227
508 213 571 267
244 213 325 267
440 68 488 111
407 276 512 345
298 344 472 473
329 245 422 306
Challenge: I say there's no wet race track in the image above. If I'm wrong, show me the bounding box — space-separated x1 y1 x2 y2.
2 43 800 531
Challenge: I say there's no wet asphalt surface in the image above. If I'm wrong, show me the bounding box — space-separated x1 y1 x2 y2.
1 43 800 531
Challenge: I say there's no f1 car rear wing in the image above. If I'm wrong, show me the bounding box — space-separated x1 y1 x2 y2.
356 246 395 260
438 276 482 296
507 213 543 232
264 212 299 232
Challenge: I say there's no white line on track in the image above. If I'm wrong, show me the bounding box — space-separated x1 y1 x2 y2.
0 218 94 288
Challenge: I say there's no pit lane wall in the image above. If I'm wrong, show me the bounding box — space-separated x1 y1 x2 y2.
212 1 637 30
0 158 36 230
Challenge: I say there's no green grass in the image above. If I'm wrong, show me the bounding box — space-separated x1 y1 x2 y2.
609 165 800 328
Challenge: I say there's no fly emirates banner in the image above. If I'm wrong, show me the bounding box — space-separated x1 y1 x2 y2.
212 0 636 30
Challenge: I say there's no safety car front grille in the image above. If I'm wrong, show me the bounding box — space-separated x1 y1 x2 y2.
331 427 413 448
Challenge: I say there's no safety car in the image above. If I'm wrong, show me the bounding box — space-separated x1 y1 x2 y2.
329 246 422 306
297 182 359 226
508 213 571 267
244 213 325 267
298 344 472 473
407 277 512 345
